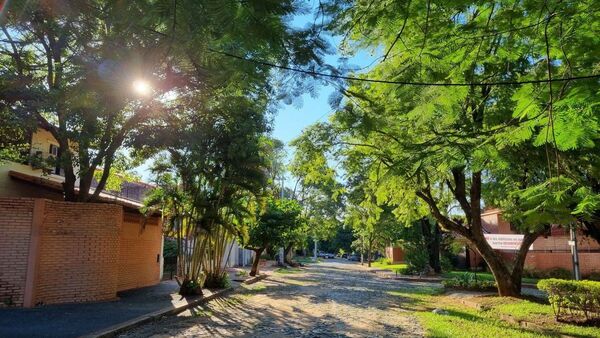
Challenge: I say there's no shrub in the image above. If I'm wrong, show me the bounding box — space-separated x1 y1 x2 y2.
236 270 249 277
588 272 600 281
442 272 497 291
404 247 430 274
376 257 392 265
440 256 454 273
524 267 572 280
538 278 600 322
204 273 231 289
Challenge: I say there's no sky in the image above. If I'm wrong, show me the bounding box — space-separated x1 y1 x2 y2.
136 3 377 185
272 7 376 188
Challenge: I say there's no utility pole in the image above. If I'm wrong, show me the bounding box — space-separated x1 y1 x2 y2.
569 224 581 280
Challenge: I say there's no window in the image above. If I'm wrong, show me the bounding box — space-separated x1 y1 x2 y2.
49 144 59 157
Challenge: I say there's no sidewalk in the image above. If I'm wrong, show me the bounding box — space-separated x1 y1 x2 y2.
0 270 268 338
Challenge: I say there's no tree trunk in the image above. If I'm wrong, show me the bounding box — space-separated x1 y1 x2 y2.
284 244 294 266
250 248 264 277
367 242 372 268
420 218 441 273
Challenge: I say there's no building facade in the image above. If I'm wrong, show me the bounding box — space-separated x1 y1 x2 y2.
468 209 600 277
0 128 163 307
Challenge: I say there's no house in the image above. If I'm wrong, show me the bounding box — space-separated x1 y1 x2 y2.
467 208 600 277
0 127 164 307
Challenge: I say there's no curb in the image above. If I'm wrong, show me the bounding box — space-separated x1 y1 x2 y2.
81 287 233 338
82 274 271 338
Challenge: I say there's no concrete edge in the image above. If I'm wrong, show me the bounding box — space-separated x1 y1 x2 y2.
81 287 234 338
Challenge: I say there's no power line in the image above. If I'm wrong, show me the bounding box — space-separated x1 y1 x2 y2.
208 48 600 87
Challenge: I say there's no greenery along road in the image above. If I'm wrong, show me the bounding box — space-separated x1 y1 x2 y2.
120 260 600 338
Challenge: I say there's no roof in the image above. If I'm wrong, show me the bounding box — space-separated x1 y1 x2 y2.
8 170 160 214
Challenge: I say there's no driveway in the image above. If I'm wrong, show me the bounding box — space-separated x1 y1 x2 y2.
120 260 425 337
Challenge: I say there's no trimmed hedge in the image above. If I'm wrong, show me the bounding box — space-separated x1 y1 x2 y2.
538 278 600 322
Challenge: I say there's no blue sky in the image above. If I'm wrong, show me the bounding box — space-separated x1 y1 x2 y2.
136 3 376 184
273 6 376 187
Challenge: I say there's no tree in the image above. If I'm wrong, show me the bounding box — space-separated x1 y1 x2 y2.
1 0 328 201
315 0 599 296
142 92 271 293
245 198 303 276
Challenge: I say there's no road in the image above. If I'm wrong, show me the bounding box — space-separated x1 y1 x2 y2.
120 260 425 337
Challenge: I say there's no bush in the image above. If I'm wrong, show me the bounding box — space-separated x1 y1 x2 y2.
523 267 572 280
204 273 231 289
442 272 497 291
376 257 392 265
538 278 600 323
404 247 430 274
588 272 600 281
440 256 454 273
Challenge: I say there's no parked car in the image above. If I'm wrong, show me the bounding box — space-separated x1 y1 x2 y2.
318 252 335 259
340 253 348 259
347 254 360 261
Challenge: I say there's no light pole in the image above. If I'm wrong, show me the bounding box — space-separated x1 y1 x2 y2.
569 224 581 280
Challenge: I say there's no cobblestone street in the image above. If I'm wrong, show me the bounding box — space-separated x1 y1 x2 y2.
120 260 425 337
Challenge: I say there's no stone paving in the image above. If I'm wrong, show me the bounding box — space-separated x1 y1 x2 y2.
119 260 425 337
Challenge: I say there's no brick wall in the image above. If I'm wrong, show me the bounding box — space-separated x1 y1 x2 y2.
34 200 122 305
0 198 162 307
117 212 161 291
0 198 34 307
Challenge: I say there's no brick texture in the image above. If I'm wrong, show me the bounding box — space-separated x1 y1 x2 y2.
471 209 600 276
34 200 122 305
0 198 34 307
0 197 162 307
117 212 161 291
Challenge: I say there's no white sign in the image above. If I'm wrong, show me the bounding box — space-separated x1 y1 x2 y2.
484 234 524 250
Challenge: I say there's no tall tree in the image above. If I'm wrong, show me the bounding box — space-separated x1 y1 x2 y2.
0 0 328 201
312 0 599 296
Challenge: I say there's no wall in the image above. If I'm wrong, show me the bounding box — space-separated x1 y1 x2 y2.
0 198 35 307
385 247 405 263
34 200 122 305
0 162 63 200
117 212 162 291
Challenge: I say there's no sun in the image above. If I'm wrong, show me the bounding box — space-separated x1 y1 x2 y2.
132 79 152 96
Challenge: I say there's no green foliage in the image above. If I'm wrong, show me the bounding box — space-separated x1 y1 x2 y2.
376 257 392 266
538 278 600 322
404 248 430 275
523 267 572 281
163 239 178 258
442 272 497 291
204 273 231 290
246 198 304 251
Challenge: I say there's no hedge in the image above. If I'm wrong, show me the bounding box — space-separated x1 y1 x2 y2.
537 278 600 322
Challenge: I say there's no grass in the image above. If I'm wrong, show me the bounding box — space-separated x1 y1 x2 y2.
442 271 539 285
370 261 408 271
387 286 600 337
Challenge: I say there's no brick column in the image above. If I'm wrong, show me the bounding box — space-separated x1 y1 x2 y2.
23 199 44 308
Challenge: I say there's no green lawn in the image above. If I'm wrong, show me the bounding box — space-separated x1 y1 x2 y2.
387 286 600 337
371 261 408 271
442 271 538 284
